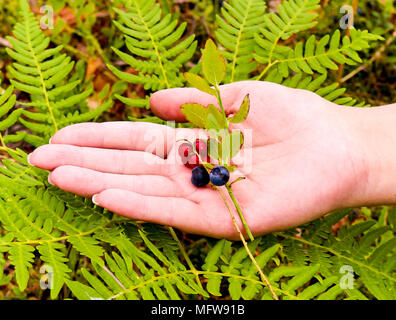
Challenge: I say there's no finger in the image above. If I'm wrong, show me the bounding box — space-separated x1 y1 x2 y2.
92 189 213 235
49 166 180 197
149 82 248 122
50 121 176 157
28 144 169 175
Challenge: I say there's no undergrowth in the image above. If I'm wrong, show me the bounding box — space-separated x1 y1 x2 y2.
0 0 395 300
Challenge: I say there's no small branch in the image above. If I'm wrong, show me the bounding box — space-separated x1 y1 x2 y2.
168 226 204 291
214 85 229 131
102 265 126 291
229 176 246 187
256 60 278 81
226 184 254 241
216 187 279 300
341 31 396 83
0 37 11 48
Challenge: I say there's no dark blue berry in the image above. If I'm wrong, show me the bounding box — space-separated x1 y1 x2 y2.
357 8 363 15
191 166 210 187
210 166 230 186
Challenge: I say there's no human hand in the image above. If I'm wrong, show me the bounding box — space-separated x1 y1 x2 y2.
28 81 370 239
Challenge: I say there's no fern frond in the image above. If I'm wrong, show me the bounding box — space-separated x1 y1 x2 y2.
269 72 363 106
0 85 20 130
37 242 71 299
0 156 115 297
109 0 197 108
66 232 208 300
254 0 320 69
215 0 267 82
5 0 111 144
256 29 383 80
278 210 396 300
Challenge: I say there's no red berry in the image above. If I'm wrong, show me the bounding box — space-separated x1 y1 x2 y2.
178 142 193 157
178 142 193 164
185 154 200 168
195 139 208 158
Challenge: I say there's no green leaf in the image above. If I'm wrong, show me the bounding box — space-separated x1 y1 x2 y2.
205 104 225 131
8 243 35 291
219 131 244 164
180 103 208 128
183 73 216 96
65 279 104 300
207 137 220 161
228 94 250 123
206 276 222 296
201 39 226 86
202 239 227 272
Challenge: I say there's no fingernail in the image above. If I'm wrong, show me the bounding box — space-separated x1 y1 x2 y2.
27 153 33 166
92 194 99 205
47 174 54 185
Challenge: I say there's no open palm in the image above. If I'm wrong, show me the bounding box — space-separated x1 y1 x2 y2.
29 81 363 239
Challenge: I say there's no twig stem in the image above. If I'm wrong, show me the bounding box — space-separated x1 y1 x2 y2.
226 183 254 241
216 187 279 300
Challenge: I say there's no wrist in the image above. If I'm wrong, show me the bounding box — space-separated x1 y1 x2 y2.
341 103 396 207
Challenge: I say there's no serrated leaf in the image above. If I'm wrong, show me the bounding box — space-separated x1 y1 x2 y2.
201 39 226 85
181 103 208 128
183 73 216 96
228 94 250 123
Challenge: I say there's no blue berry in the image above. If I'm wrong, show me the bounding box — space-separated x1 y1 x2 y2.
191 166 210 187
210 166 230 186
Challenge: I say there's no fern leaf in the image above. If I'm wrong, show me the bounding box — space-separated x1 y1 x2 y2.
254 0 320 68
215 0 267 82
5 0 110 144
256 29 383 80
8 243 35 291
67 235 105 267
110 0 197 107
65 279 104 300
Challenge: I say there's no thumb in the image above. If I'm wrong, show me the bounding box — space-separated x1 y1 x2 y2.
149 82 246 122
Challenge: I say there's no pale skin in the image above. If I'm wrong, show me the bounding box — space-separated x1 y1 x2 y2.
28 81 396 240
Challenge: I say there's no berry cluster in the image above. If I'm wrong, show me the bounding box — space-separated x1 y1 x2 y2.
178 139 230 187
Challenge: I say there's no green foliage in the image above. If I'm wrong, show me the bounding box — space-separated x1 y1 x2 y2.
256 29 383 79
253 0 382 83
1 0 111 146
280 209 396 299
4 0 112 146
0 0 394 301
62 210 396 300
254 0 321 73
108 0 197 109
215 0 267 82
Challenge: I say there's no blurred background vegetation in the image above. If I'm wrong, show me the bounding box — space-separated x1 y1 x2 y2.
0 0 394 299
